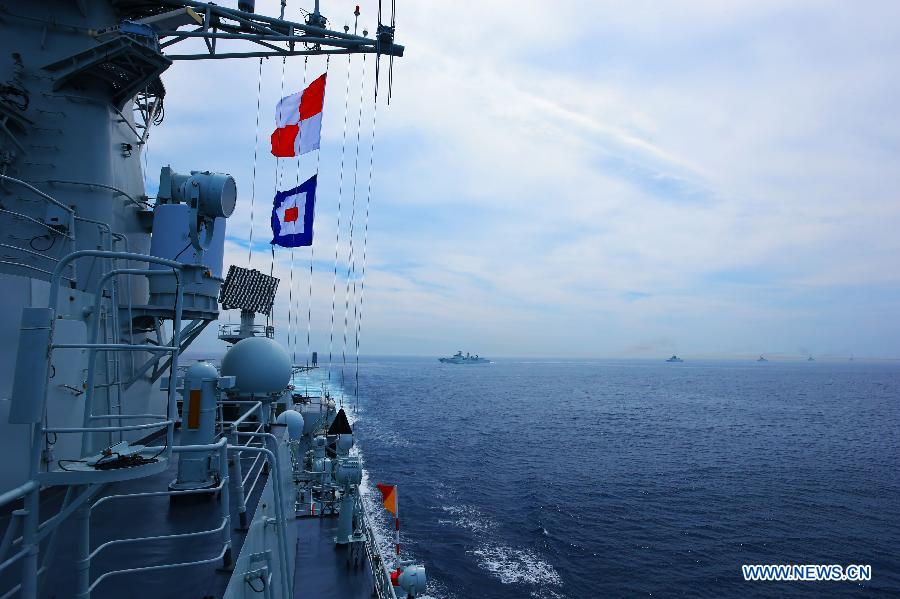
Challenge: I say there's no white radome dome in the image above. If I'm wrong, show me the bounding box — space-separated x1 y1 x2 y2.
221 337 291 396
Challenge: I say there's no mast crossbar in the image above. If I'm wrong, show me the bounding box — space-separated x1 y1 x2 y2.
146 0 403 60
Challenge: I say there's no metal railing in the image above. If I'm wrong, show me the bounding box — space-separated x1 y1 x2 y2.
77 439 231 598
361 499 399 599
226 443 292 597
0 482 40 599
0 174 76 282
42 253 187 471
0 232 302 599
219 400 265 530
1 249 188 598
0 398 298 599
217 322 274 340
45 179 149 210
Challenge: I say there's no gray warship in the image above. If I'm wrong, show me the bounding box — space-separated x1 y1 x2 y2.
0 1 426 597
438 351 489 364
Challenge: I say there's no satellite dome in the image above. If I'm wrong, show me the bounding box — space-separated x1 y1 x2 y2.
184 361 218 383
275 409 305 440
221 337 291 396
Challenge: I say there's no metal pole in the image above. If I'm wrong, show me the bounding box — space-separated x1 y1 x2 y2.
395 486 400 559
19 487 39 599
229 429 248 529
36 486 75 595
66 264 182 455
218 443 233 569
166 270 184 452
229 445 290 596
75 502 91 598
49 251 184 314
0 511 21 560
81 293 105 454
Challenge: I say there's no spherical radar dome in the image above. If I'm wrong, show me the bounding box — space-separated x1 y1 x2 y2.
275 409 305 440
221 337 292 396
185 361 218 382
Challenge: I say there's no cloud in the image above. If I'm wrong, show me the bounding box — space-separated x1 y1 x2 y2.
152 0 900 358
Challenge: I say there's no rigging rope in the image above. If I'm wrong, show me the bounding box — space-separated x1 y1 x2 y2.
328 54 355 401
307 55 331 392
247 58 264 268
289 57 309 367
289 248 295 361
341 54 367 402
268 56 287 330
354 62 381 411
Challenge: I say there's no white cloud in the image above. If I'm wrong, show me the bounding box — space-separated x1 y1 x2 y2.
153 0 900 358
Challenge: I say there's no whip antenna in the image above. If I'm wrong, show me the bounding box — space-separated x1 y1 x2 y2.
388 0 396 103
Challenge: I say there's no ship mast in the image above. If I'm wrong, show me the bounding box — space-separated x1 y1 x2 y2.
121 0 403 62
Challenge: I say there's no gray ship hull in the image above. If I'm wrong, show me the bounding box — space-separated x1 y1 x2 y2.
439 357 491 364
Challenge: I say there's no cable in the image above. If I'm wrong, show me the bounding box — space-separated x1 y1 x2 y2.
269 56 287 331
329 53 354 396
142 130 151 194
289 57 310 368
248 58 264 268
289 246 295 363
342 53 367 403
148 430 169 461
305 54 331 394
354 61 382 412
29 234 56 252
92 453 158 470
57 459 87 472
173 240 192 262
152 98 165 126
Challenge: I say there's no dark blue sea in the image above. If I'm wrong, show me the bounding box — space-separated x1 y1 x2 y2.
341 358 900 598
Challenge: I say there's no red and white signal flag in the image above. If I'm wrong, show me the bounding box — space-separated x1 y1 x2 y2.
270 73 327 157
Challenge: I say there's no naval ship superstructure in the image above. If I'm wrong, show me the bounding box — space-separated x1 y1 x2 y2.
438 351 489 364
0 1 425 597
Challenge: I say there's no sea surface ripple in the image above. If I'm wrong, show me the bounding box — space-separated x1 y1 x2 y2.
342 358 900 598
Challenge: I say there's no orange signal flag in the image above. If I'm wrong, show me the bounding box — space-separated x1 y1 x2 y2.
376 483 398 516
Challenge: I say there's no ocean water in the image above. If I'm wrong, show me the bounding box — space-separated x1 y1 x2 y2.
337 357 900 598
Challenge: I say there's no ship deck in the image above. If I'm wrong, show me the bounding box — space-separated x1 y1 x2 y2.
294 516 375 598
10 431 264 599
0 427 380 598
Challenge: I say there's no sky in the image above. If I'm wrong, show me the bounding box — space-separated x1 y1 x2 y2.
147 0 900 360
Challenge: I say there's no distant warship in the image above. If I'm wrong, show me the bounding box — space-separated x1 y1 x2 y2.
666 354 684 363
440 351 490 364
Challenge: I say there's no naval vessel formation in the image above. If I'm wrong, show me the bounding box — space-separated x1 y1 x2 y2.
0 1 425 597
